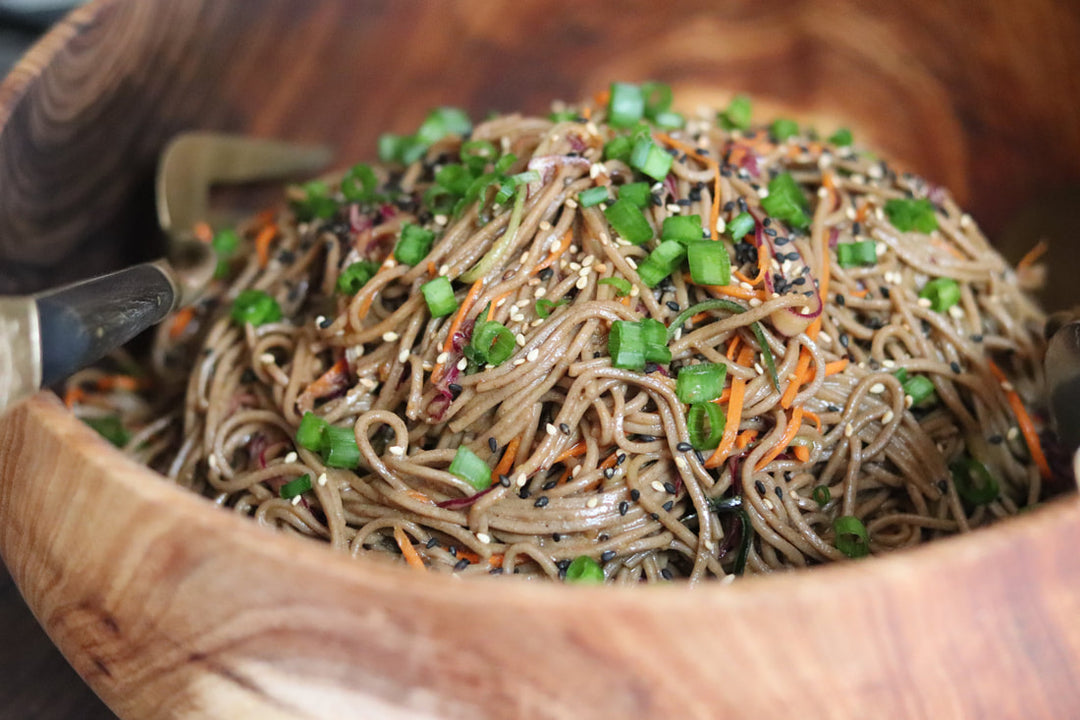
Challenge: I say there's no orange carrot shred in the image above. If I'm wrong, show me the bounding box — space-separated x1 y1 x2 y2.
432 278 484 383
803 410 823 433
1016 239 1048 272
254 224 277 268
726 334 742 361
554 440 587 464
793 445 810 463
824 359 849 376
735 429 758 450
706 346 754 468
96 375 140 392
780 349 812 408
756 407 803 470
487 553 505 569
600 452 621 470
193 221 214 244
394 526 426 571
63 386 85 408
169 307 196 340
986 360 1052 479
405 489 432 505
494 436 521 477
302 358 349 401
534 228 573 275
427 261 437 279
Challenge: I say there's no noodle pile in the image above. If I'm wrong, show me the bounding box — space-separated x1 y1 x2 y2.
69 86 1054 583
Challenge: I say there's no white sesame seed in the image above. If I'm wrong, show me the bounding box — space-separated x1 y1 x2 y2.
388 445 405 456
495 297 508 308
1001 380 1014 392
715 217 726 234
586 497 599 509
721 573 736 584
882 359 895 368
763 498 774 510
531 318 545 327
569 245 579 254
869 383 885 394
817 187 829 199
579 266 591 277
819 332 832 345
575 276 588 290
434 214 448 226
539 220 552 231
398 349 410 363
259 352 275 365
527 348 540 362
292 496 302 505
704 539 715 551
739 281 754 291
666 203 682 214
651 480 666 493
439 264 451 276
359 377 378 390
917 298 932 308
625 257 638 269
284 452 298 464
515 472 527 487
758 187 770 198
844 423 854 438
1007 427 1020 440
534 286 547 298
207 454 219 470
565 198 579 209
960 214 972 228
630 285 640 297
518 252 529 266
436 352 449 364
513 358 526 366
589 163 603 179
674 456 689 471
516 299 530 308
422 362 433 372
317 473 328 486
904 395 914 408
457 357 468 371
948 305 964 320
753 362 764 374
515 333 526 346
476 532 491 544
875 242 887 256
315 315 326 326
382 331 399 342
882 409 895 424
569 261 582 271
545 423 557 436
748 297 762 307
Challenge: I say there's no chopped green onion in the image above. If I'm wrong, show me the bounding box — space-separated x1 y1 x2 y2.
641 81 673 118
902 374 937 407
665 299 778 390
770 118 800 142
421 276 457 318
761 172 810 229
280 474 313 499
812 485 831 507
416 106 472 147
688 402 726 450
652 110 685 129
603 198 654 245
494 152 517 175
687 241 731 286
718 94 752 131
728 211 755 241
341 162 380 203
292 180 337 221
677 362 728 404
640 318 671 364
892 368 909 384
460 139 497 172
950 457 999 505
828 128 853 146
470 320 516 366
630 138 673 181
83 416 130 448
884 197 938 233
661 214 703 244
321 425 361 469
494 178 516 205
448 446 492 491
749 322 780 392
637 240 687 287
231 289 282 327
565 555 605 583
603 136 633 162
423 184 457 215
211 228 240 279
609 320 645 370
394 223 436 266
336 260 380 295
296 411 327 451
607 82 645 128
834 516 870 558
377 133 404 163
617 182 651 208
535 298 568 318
578 186 610 208
598 276 632 296
919 277 961 313
434 163 475 195
836 240 878 268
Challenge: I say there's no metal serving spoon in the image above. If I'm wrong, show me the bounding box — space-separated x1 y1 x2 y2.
0 133 330 415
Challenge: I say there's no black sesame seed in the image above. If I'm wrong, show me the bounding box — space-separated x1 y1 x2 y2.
689 187 702 201
619 500 629 516
277 250 296 264
971 334 983 343
826 404 841 413
723 201 736 213
839 333 850 348
764 228 778 237
774 486 784 500
318 317 333 329
489 567 504 575
651 193 665 206
988 434 1004 445
519 487 531 499
559 423 570 435
774 236 790 246
617 453 627 465
598 533 609 542
542 479 558 490
852 222 862 235
556 558 571 573
499 474 511 487
650 512 660 520
539 267 554 281
676 442 693 452
601 549 617 563
754 480 767 495
426 537 439 549
604 467 615 479
938 479 948 493
793 276 806 286
488 437 498 452
950 361 962 374
676 198 692 206
449 546 457 557
454 558 470 571
663 482 677 494
240 369 257 384
630 489 641 501
637 435 657 443
534 496 549 508
660 568 674 580
695 451 706 464
644 362 659 374
762 218 772 227
448 383 463 398
880 286 891 299
666 300 681 312
552 533 562 542
662 500 674 511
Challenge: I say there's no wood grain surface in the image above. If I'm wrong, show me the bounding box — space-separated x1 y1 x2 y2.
1 1 1079 718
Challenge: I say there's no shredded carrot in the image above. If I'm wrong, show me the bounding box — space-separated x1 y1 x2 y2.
712 387 732 405
656 133 721 242
63 386 85 408
254 224 277 268
793 445 810 463
427 261 437 279
726 334 742 361
855 201 869 223
735 429 758 449
593 88 610 108
695 280 765 302
733 238 771 287
432 278 484 383
824 358 849 376
533 228 573 276
691 311 710 325
620 294 632 307
405 489 432 505
356 263 395 320
803 409 823 433
756 407 803 470
96 375 140 392
706 346 754 468
986 360 1052 479
487 553 504 569
727 144 747 169
850 287 870 299
780 349 812 408
493 436 521 478
600 452 621 470
302 358 349 400
193 221 214 244
169 307 196 340
454 549 482 564
393 526 426 571
1017 239 1048 272
554 440 587 464
557 465 574 485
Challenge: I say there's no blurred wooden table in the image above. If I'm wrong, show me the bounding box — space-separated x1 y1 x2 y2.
0 561 115 719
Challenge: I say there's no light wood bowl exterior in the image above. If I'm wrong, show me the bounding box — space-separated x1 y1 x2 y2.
1 1 1080 718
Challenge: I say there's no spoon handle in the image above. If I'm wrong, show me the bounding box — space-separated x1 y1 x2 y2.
0 262 178 414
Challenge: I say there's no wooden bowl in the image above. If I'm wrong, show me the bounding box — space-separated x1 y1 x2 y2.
2 1 1080 718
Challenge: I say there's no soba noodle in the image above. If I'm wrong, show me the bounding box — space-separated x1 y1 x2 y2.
69 87 1054 583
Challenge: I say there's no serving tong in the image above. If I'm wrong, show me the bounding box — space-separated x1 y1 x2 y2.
0 133 330 415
